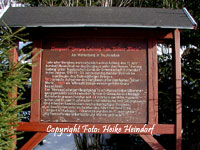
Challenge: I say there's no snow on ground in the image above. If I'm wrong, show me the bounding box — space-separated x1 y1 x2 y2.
34 133 76 150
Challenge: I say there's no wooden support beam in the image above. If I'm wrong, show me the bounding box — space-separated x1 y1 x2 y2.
20 133 48 150
152 39 159 124
158 32 173 40
148 38 158 124
9 46 18 68
172 29 182 150
140 135 165 150
17 122 175 134
9 45 18 150
28 28 173 40
30 40 42 122
9 46 18 99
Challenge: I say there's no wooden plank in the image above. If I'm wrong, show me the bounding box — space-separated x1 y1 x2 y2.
158 32 173 40
9 46 18 99
148 38 158 124
30 40 42 122
9 46 18 68
28 28 173 40
41 38 148 124
148 39 154 124
17 122 175 134
173 29 182 150
140 135 165 150
152 39 159 124
9 45 18 150
20 133 48 150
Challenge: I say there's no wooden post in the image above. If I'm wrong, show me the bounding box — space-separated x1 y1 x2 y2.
140 135 165 150
30 40 42 122
20 133 48 150
172 29 182 150
152 38 159 124
9 45 18 150
148 38 158 124
141 38 165 150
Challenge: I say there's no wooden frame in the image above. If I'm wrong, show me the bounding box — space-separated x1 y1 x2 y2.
20 133 48 150
30 40 42 123
148 38 158 124
17 122 175 134
16 28 182 150
140 135 165 150
9 45 18 150
173 29 182 150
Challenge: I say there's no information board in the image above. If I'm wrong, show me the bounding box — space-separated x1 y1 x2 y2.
40 38 147 123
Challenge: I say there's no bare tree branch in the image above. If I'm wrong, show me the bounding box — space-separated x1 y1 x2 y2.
89 0 91 6
139 0 144 7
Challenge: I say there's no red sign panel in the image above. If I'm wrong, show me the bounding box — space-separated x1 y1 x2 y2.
40 38 147 123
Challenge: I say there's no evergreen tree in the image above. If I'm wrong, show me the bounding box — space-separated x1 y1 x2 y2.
0 23 39 149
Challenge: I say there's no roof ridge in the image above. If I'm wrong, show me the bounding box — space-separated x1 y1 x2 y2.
0 4 9 19
183 7 197 29
0 7 196 29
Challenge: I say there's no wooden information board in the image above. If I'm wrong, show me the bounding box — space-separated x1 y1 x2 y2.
40 38 147 123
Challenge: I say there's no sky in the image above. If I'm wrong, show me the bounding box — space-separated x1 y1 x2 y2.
34 133 77 150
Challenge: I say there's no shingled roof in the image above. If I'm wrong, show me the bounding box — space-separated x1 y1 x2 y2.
0 7 197 29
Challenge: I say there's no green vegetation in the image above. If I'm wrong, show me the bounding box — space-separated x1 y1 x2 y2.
0 24 38 149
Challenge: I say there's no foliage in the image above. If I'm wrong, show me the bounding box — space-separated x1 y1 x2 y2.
0 23 38 149
14 0 185 7
158 52 174 124
182 48 200 150
181 1 200 48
